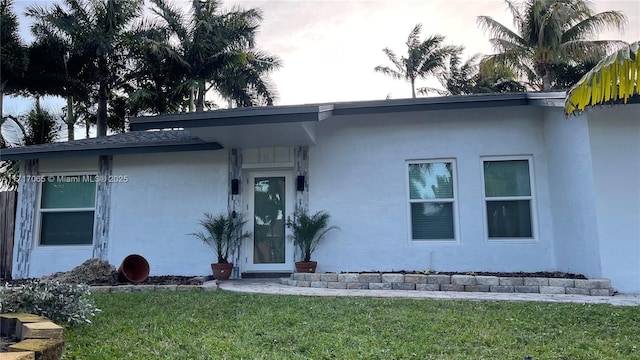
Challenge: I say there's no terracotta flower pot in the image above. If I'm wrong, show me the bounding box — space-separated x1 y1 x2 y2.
211 263 234 280
295 261 318 273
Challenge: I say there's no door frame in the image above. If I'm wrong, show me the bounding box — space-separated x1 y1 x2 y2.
242 170 295 273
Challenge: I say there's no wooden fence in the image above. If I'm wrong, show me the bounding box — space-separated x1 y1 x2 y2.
1 191 17 281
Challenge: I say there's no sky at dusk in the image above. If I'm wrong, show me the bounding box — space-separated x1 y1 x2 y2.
3 0 639 118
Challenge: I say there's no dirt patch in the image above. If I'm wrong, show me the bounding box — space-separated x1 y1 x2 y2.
43 258 118 284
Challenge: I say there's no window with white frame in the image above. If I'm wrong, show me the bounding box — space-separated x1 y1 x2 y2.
482 158 534 239
39 175 96 246
407 160 456 241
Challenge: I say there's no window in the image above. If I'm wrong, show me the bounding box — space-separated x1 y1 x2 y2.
483 158 534 239
407 160 456 241
39 175 96 245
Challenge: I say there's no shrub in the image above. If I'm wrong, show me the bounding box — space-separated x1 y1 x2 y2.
0 280 101 325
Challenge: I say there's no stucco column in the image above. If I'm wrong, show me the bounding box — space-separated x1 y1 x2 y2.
93 155 113 260
12 159 39 279
543 108 602 277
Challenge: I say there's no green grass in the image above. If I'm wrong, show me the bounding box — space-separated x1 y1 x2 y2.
62 291 640 359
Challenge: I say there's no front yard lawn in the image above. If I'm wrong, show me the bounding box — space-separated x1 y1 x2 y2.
63 291 639 359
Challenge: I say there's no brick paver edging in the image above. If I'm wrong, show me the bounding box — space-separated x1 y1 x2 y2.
89 284 204 293
1 313 64 360
281 273 614 296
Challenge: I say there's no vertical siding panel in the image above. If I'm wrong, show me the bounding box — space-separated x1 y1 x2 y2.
228 148 242 278
294 146 309 213
93 155 112 260
0 191 17 279
13 160 38 279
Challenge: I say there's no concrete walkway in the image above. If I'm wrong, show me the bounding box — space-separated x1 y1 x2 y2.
209 279 640 306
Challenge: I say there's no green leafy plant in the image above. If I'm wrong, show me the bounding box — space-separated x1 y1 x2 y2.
0 280 100 325
190 212 251 264
286 209 339 262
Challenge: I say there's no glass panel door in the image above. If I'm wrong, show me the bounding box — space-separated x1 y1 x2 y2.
253 177 286 264
244 171 294 272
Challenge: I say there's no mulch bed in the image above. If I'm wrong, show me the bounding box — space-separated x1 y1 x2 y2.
1 275 215 287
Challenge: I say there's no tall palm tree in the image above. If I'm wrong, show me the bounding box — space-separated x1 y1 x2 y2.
19 36 89 141
565 40 639 115
374 24 455 98
478 0 627 90
0 0 28 119
149 0 281 111
0 100 60 189
27 0 143 137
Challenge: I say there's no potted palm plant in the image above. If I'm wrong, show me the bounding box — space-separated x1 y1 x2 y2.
190 212 251 280
287 209 339 273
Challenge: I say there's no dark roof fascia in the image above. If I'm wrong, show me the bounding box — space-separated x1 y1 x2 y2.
131 105 335 131
331 93 531 116
0 141 223 161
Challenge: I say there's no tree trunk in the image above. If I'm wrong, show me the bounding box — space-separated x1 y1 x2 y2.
542 68 552 91
189 87 195 112
66 95 74 141
411 78 416 98
0 80 6 120
96 58 108 137
85 119 90 139
97 84 107 137
195 82 205 112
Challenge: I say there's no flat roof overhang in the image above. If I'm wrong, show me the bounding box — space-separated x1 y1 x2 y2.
131 104 334 148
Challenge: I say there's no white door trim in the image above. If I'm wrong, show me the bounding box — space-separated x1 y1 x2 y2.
242 170 294 272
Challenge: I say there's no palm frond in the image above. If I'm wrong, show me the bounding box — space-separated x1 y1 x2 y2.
565 41 639 115
417 87 449 96
562 10 627 42
374 66 404 80
477 15 527 48
559 39 627 61
406 23 423 49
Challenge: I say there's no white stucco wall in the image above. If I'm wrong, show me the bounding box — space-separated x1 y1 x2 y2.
108 150 228 276
543 108 602 279
308 106 557 273
588 104 640 293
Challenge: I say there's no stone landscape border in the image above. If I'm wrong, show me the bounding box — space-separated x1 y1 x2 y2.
0 314 64 360
281 273 614 296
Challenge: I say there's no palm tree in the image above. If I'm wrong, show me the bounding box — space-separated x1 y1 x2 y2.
124 24 190 115
437 51 483 95
0 0 28 119
478 0 627 90
432 47 525 96
19 36 89 141
374 24 455 98
565 40 639 115
474 59 527 93
27 0 143 137
149 0 281 111
0 100 60 189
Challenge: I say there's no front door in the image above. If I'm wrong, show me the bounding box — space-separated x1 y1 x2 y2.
243 171 294 272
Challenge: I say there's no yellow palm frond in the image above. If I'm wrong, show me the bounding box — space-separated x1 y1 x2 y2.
565 41 639 115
